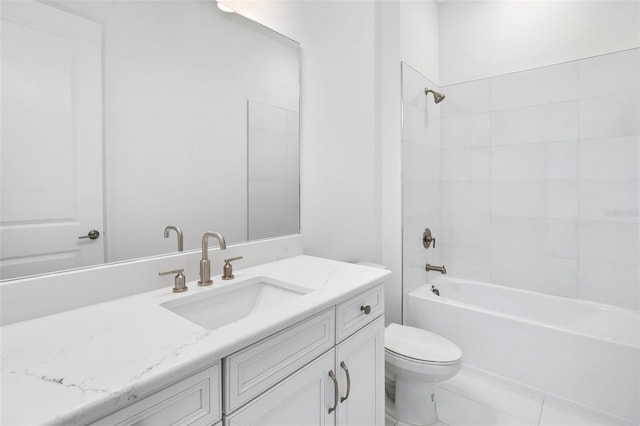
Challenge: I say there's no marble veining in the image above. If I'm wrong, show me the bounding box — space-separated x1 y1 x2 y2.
1 255 389 425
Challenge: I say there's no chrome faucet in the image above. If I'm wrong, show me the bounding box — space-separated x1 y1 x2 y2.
426 263 447 274
164 225 184 252
198 231 227 286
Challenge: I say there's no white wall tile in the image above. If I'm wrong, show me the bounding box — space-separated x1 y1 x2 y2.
492 144 542 181
441 147 491 182
492 181 545 217
491 141 577 181
491 102 578 145
402 101 441 145
579 93 639 139
441 78 491 118
579 136 639 180
407 50 639 310
578 262 640 310
471 147 491 181
546 141 579 180
441 244 492 282
441 181 491 215
546 180 579 219
403 142 440 182
403 180 440 216
579 49 640 99
490 250 578 298
579 220 639 266
491 217 577 259
492 62 578 111
579 180 639 223
441 113 491 149
441 213 491 248
491 181 577 218
441 148 471 181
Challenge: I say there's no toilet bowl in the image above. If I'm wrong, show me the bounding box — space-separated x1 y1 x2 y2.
385 323 462 426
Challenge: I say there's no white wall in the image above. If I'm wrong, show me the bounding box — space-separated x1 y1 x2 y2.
399 0 440 83
440 0 640 85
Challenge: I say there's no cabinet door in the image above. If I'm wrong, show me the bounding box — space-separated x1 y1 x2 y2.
225 350 336 426
335 315 385 426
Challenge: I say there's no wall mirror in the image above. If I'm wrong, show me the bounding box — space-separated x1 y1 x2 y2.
0 0 300 280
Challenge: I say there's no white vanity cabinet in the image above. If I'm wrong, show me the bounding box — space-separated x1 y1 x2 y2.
224 285 385 426
91 363 221 426
88 283 384 426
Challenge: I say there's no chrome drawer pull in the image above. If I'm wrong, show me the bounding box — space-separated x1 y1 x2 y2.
361 305 371 315
340 361 351 403
328 370 339 414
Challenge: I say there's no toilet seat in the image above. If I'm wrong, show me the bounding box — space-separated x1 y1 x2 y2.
385 323 462 365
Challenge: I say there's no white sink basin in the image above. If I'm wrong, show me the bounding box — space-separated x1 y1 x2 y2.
161 277 312 330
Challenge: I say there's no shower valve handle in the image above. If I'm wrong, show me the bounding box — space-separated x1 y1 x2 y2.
423 228 436 249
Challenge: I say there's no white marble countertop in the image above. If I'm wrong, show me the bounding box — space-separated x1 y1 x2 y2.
1 255 390 425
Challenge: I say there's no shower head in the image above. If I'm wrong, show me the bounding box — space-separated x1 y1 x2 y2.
424 88 446 104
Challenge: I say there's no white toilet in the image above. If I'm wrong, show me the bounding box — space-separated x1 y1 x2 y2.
385 323 462 426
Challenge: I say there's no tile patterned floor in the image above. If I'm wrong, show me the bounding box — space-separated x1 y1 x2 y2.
386 367 636 426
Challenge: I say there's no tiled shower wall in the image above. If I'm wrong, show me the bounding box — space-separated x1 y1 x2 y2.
438 48 639 309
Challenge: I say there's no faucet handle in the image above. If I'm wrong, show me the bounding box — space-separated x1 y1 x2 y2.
423 228 436 249
222 256 243 280
159 269 188 293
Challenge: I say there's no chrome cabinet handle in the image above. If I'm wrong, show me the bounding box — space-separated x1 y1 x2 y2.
339 361 351 403
78 230 100 240
361 305 371 315
328 370 339 414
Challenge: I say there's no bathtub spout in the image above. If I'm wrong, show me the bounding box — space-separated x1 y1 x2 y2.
426 264 447 274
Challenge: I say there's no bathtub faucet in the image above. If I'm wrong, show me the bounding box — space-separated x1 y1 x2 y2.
426 263 447 274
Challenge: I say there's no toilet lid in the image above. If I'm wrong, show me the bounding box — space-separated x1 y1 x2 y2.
385 323 462 364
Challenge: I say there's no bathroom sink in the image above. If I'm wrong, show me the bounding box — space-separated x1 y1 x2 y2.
160 277 312 330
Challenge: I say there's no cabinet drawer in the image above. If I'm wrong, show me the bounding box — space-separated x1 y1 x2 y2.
336 284 384 342
224 349 335 426
224 308 335 413
91 363 221 426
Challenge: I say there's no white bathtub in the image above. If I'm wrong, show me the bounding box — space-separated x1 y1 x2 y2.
406 276 640 423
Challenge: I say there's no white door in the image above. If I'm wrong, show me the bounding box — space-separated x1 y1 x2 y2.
335 316 386 426
0 0 104 279
225 349 336 426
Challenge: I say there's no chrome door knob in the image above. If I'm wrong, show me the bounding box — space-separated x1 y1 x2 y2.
78 230 100 240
